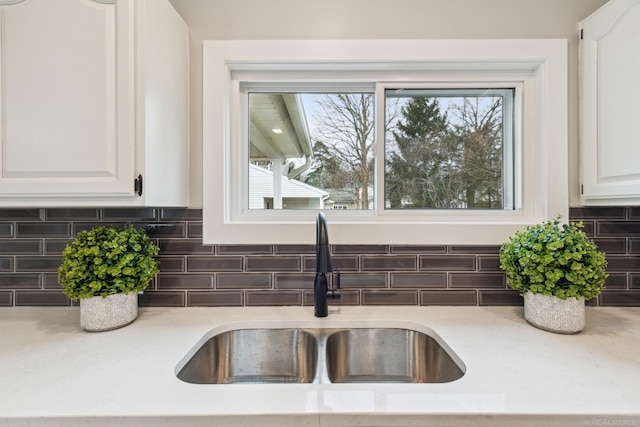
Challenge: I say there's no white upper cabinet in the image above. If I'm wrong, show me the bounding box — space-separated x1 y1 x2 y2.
580 0 640 205
0 0 189 206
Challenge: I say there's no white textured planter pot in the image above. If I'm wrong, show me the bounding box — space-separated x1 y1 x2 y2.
80 293 138 332
524 292 585 334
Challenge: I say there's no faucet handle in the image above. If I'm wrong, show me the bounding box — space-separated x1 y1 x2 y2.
329 271 341 300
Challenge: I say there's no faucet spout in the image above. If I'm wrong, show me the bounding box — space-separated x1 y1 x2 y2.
316 212 332 274
314 212 340 317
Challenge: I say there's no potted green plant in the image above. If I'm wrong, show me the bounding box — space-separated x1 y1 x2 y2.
58 225 160 332
499 217 608 333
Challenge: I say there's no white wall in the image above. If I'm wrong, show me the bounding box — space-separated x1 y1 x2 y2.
170 0 609 208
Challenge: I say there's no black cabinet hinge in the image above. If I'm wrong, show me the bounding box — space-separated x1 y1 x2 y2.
134 174 143 197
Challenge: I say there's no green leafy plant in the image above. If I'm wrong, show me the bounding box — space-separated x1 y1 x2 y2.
58 225 160 301
499 217 608 300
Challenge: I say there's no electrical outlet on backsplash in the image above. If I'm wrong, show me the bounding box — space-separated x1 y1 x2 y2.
0 207 638 308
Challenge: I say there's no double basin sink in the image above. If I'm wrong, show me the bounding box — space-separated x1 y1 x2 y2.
176 326 465 384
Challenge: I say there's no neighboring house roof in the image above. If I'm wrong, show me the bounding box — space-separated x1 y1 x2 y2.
327 189 358 203
249 164 329 209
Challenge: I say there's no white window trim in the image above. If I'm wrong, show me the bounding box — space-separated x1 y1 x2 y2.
202 39 568 245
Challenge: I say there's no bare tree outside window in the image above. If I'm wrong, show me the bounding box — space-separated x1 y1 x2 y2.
305 94 375 209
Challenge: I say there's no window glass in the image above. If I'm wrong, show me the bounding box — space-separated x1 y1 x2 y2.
248 92 375 210
384 89 514 209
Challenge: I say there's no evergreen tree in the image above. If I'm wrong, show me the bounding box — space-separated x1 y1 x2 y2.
386 95 504 209
385 97 453 208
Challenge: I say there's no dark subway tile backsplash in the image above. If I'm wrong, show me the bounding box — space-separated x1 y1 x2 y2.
303 255 359 272
0 206 638 307
339 272 387 288
0 291 13 306
420 255 476 271
45 209 100 221
154 257 185 272
390 245 446 254
605 256 640 272
246 290 302 306
568 206 627 219
245 256 300 272
218 245 273 255
15 290 70 306
74 222 127 234
0 209 43 220
136 223 186 238
597 221 640 237
420 290 477 306
449 272 506 288
138 291 185 307
161 208 203 221
273 273 313 289
478 256 501 271
157 239 213 255
604 273 627 289
0 257 12 272
275 244 315 255
219 273 272 289
361 255 416 271
16 222 71 238
0 239 42 254
390 272 446 288
479 290 523 306
187 256 244 272
0 274 42 289
362 290 418 305
0 224 13 237
599 291 640 306
103 208 158 221
592 238 628 254
15 256 62 272
187 290 243 307
156 274 213 290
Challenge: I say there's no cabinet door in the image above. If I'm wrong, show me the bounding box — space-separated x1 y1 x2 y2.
0 0 135 204
580 0 640 205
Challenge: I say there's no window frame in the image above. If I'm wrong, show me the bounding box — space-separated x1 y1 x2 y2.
202 39 568 244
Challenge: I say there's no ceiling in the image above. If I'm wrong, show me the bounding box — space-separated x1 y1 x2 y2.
167 0 609 41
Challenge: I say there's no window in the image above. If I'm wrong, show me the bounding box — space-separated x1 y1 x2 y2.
245 87 516 213
246 90 375 211
202 39 568 244
384 88 515 210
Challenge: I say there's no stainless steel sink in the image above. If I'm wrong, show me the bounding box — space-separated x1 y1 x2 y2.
176 328 318 384
176 326 464 384
326 328 464 383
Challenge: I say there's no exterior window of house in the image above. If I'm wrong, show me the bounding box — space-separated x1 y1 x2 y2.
202 39 568 244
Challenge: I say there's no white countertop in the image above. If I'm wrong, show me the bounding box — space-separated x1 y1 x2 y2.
1 305 639 427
